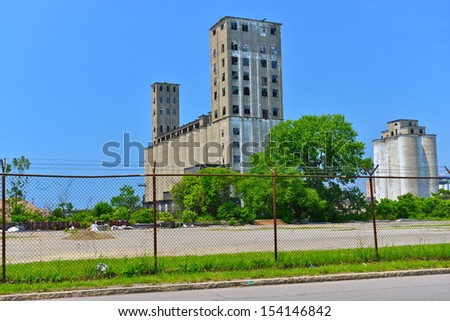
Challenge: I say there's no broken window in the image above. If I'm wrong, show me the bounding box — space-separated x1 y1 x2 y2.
272 89 278 97
244 87 250 95
262 109 269 119
272 75 278 83
231 42 238 50
233 128 240 135
261 88 268 97
233 155 240 163
273 107 279 117
232 56 238 65
271 27 277 35
242 23 248 31
231 21 237 30
261 60 267 68
244 106 251 115
260 45 266 54
232 105 239 114
243 72 250 80
261 77 267 86
232 141 240 148
232 71 239 80
232 86 239 94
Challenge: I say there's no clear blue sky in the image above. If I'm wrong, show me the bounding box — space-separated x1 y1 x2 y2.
1 0 449 175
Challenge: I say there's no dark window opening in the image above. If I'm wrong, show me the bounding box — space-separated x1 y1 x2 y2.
232 105 239 114
272 89 278 97
232 86 239 94
244 87 250 95
243 58 249 66
222 106 226 116
243 72 250 80
242 24 248 32
232 71 239 80
231 21 237 30
233 128 240 135
262 88 268 97
244 106 250 115
271 27 277 35
261 60 267 68
262 109 269 119
231 42 238 50
261 77 267 86
232 56 238 65
273 108 279 117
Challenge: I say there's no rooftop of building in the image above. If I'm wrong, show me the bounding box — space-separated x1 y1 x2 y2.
210 16 282 30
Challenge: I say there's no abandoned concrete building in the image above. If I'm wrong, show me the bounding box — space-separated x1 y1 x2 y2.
144 16 284 208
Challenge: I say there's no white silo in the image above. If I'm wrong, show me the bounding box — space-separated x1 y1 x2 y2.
372 119 438 200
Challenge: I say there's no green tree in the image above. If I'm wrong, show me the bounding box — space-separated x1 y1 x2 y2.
171 167 237 219
5 156 31 206
110 185 141 212
92 201 114 221
248 115 371 222
253 114 371 177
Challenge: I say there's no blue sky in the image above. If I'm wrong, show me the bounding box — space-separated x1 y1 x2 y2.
1 0 449 175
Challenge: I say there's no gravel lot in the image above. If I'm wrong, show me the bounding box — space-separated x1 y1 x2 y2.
2 221 449 264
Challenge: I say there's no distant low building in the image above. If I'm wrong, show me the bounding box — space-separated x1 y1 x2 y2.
372 119 439 200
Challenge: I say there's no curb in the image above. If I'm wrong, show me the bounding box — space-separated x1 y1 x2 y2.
1 268 450 301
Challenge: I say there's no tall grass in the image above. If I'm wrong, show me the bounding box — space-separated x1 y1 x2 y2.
3 244 449 286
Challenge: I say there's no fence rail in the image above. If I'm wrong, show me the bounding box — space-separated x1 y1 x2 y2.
1 170 450 282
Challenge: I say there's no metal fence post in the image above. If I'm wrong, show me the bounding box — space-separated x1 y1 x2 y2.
1 158 6 282
269 168 278 262
152 161 158 273
366 165 379 260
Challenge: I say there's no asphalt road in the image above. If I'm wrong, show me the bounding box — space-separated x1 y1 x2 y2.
60 274 450 301
3 221 450 263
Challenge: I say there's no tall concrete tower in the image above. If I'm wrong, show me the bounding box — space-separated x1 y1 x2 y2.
151 82 180 144
209 17 283 172
373 119 439 200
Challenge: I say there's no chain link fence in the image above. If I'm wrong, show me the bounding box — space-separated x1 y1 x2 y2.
1 171 449 282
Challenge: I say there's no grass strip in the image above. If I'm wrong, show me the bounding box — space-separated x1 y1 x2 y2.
1 244 449 295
